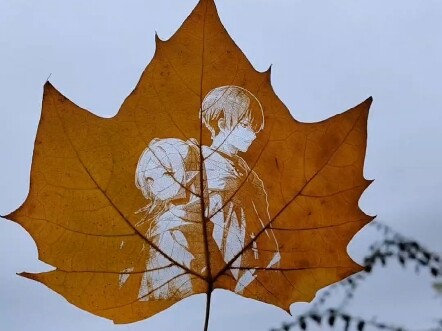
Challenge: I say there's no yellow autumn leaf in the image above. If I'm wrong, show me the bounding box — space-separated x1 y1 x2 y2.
2 0 373 329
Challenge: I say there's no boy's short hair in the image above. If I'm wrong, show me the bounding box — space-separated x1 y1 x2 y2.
200 86 264 138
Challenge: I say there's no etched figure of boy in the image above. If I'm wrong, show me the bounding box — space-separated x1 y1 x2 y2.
201 85 281 293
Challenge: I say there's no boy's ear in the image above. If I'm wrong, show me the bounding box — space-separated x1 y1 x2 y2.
218 118 226 132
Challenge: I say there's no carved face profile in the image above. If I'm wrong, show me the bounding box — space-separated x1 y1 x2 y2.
201 85 264 155
218 117 257 153
135 138 189 202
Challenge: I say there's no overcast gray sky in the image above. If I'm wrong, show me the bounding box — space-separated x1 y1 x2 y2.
1 0 441 330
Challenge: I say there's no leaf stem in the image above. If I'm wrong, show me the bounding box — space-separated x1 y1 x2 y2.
203 289 212 331
197 4 214 331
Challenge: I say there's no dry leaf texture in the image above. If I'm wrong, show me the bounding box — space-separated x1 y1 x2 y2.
3 0 373 325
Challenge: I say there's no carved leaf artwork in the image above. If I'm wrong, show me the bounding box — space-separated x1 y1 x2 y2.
2 0 373 328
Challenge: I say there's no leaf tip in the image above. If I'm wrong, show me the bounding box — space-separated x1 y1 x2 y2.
1 211 17 223
17 272 37 281
364 96 373 113
264 64 273 80
360 214 376 227
43 79 54 89
42 80 70 107
154 30 164 44
266 64 272 73
364 178 375 189
43 80 59 99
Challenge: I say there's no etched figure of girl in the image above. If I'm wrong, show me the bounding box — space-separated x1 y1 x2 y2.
133 138 200 300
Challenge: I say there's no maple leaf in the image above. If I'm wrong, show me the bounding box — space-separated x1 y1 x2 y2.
2 0 373 329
